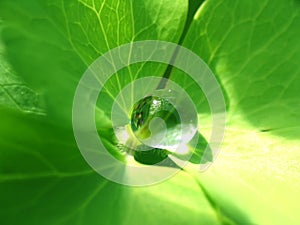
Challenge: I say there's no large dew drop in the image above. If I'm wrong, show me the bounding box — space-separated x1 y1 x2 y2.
130 93 197 153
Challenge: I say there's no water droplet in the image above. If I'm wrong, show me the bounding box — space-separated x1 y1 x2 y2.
130 94 196 152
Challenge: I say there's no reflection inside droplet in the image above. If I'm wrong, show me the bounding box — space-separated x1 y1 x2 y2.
130 94 196 152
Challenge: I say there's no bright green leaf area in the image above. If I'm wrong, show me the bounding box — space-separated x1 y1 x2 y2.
0 0 300 225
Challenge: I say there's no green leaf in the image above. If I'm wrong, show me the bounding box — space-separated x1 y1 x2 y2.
1 0 300 224
182 0 300 139
179 0 300 224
